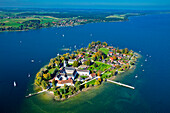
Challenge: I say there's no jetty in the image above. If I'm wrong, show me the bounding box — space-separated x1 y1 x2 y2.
107 79 135 90
25 89 47 98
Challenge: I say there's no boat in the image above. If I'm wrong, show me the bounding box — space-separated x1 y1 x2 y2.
14 81 17 87
145 59 147 62
62 34 64 37
57 53 59 56
31 60 34 63
149 56 152 58
141 64 143 66
135 76 138 78
90 34 92 36
28 74 31 77
142 70 145 71
74 45 76 49
139 51 141 53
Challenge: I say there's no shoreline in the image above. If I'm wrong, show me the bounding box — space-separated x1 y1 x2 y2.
0 20 128 33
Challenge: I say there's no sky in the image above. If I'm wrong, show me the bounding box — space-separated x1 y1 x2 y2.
0 0 170 9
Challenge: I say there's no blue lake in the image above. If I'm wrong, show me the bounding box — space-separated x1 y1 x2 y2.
0 13 170 113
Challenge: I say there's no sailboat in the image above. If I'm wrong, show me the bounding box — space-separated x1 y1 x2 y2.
28 74 31 77
74 45 76 49
62 34 64 37
90 34 92 37
14 81 17 87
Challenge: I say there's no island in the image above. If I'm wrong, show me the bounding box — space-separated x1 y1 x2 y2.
33 41 139 101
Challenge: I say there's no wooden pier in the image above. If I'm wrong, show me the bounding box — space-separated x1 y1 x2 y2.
25 89 47 98
107 79 135 90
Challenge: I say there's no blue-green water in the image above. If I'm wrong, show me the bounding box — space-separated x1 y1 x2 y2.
0 14 170 113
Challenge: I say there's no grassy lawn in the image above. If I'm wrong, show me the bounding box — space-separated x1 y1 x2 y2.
48 68 56 74
106 14 125 19
102 71 111 78
86 79 96 85
94 61 111 71
98 48 109 55
80 76 88 79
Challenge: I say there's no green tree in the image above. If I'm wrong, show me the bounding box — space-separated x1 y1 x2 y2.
75 81 81 91
63 84 68 94
103 42 108 46
88 44 91 49
84 60 91 66
95 80 100 86
85 84 88 88
124 48 129 54
62 94 66 99
52 79 56 88
41 80 47 89
73 60 79 67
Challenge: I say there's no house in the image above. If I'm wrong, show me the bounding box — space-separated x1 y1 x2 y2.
123 54 126 57
89 73 96 79
65 67 75 74
116 53 120 56
118 57 122 60
107 46 113 49
68 59 76 64
110 57 114 62
56 79 74 87
81 58 88 64
66 70 77 80
109 52 113 56
55 74 62 80
77 69 90 76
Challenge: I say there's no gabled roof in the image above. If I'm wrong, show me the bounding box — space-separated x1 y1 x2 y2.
90 73 96 77
57 79 74 84
65 67 75 71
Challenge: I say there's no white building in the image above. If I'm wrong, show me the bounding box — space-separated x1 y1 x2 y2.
77 69 90 76
68 59 76 64
65 67 75 74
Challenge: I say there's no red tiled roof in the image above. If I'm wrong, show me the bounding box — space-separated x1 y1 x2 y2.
90 73 96 77
57 79 73 84
110 57 114 61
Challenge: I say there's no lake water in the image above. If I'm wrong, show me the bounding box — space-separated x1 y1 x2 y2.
0 13 170 113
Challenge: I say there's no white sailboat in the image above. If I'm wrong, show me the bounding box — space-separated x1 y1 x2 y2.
145 59 147 62
135 76 138 78
90 34 92 37
74 45 76 49
31 60 34 63
14 81 17 87
28 74 31 77
62 34 64 37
